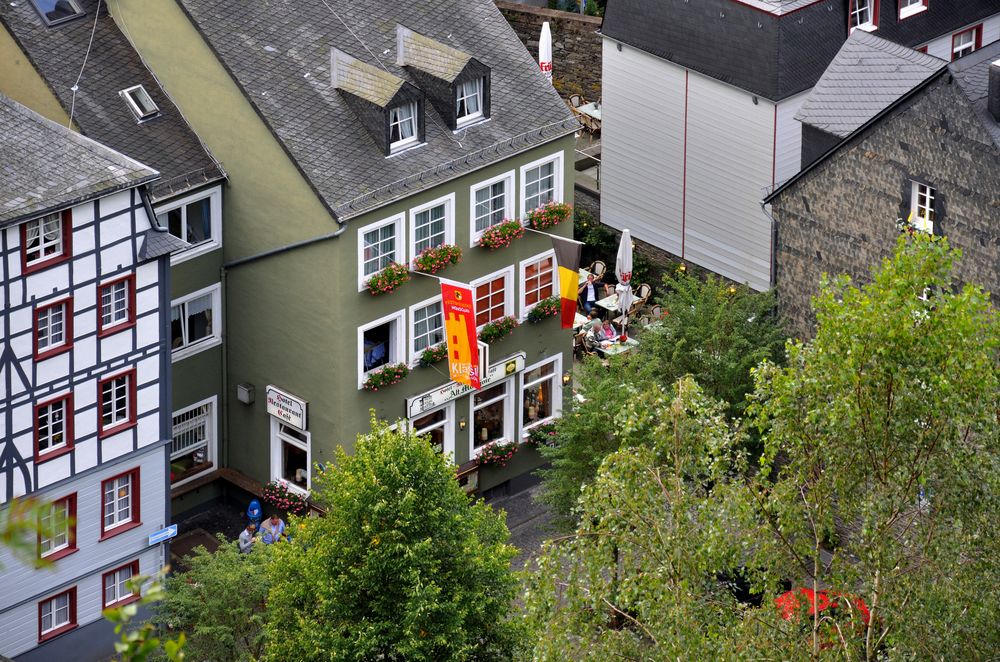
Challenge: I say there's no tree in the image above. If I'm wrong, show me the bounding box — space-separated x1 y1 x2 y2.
153 537 271 661
103 571 185 662
747 235 1000 659
263 417 526 661
526 378 761 660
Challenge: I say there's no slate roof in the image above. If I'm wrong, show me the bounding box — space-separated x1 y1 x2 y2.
601 0 1000 102
140 228 190 260
951 41 1000 149
0 0 224 201
177 0 578 220
0 92 158 227
796 31 946 138
332 49 407 108
398 27 472 82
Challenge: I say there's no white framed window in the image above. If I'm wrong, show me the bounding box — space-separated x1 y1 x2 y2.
119 85 159 122
23 212 67 267
519 250 556 320
849 0 877 32
35 299 71 357
30 0 83 26
358 214 405 291
408 402 455 458
270 419 311 494
409 193 455 261
36 397 70 457
155 186 223 264
39 496 74 558
521 356 563 435
409 296 445 365
102 470 137 533
910 181 936 234
170 284 222 360
389 101 419 151
952 26 980 60
99 371 135 436
471 377 514 456
98 276 133 334
471 266 515 329
470 170 514 246
898 0 927 19
358 309 406 388
456 77 484 125
170 396 217 486
38 589 75 640
520 152 564 219
103 561 139 608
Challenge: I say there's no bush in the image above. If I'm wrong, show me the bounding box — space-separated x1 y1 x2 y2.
412 244 461 274
362 362 410 391
478 220 525 250
526 296 560 323
366 262 410 295
419 343 449 367
476 439 519 467
526 202 572 230
261 480 308 516
479 316 519 344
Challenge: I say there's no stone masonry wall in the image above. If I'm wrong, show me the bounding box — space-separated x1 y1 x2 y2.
495 1 603 101
771 75 1000 338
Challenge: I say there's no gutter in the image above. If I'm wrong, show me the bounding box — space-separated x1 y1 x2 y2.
222 224 349 270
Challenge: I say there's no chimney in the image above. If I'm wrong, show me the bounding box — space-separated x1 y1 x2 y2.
989 59 1000 122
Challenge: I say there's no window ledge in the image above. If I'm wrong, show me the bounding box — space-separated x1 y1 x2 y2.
99 420 137 440
169 240 221 266
38 622 77 644
104 593 141 610
98 321 136 339
34 343 72 362
40 546 78 563
99 520 142 542
899 4 927 18
850 23 878 33
171 337 222 363
23 254 71 276
35 445 74 464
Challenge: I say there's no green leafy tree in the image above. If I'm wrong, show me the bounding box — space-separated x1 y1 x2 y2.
103 571 185 662
0 497 65 569
153 536 271 661
747 235 1000 659
263 416 526 661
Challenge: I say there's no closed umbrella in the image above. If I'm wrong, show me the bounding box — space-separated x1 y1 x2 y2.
615 229 634 329
539 21 552 82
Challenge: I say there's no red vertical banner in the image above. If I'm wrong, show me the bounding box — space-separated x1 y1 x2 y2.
440 279 481 389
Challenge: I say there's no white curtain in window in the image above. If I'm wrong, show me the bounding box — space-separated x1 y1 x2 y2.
25 220 40 248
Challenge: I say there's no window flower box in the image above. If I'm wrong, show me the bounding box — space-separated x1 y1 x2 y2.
526 202 572 230
476 439 519 467
363 362 410 391
413 244 461 274
478 315 519 344
525 422 558 447
478 219 525 250
419 343 449 367
526 296 560 323
262 480 309 515
366 262 410 296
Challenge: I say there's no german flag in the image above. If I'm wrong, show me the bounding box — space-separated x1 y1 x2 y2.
551 235 582 329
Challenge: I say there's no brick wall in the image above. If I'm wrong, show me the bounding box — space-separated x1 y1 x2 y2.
772 75 1000 338
495 1 603 101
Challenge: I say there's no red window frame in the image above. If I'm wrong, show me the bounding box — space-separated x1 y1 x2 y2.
36 494 77 562
101 559 141 608
897 0 927 19
37 586 77 643
34 393 74 463
98 369 137 438
99 468 141 540
915 45 928 53
951 25 982 61
97 274 136 337
848 0 879 32
21 209 73 275
33 296 74 361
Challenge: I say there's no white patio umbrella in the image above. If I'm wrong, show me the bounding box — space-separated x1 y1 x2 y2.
615 229 634 330
539 21 553 82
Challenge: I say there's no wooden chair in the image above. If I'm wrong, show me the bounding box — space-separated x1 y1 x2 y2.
633 283 652 302
568 94 584 108
573 331 587 359
589 260 607 282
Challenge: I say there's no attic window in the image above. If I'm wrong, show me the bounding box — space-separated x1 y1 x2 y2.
389 102 419 151
456 78 484 126
120 85 159 122
30 0 84 26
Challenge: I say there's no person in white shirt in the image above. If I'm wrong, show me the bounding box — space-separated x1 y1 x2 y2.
578 274 600 313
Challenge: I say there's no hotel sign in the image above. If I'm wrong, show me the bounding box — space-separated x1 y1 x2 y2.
266 385 307 430
406 352 525 419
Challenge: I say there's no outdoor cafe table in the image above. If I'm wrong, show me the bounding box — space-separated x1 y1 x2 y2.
602 337 639 356
573 312 588 330
595 292 620 313
577 101 602 121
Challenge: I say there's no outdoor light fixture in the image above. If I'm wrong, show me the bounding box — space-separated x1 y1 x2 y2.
459 418 467 431
678 263 687 272
236 382 255 405
728 286 737 295
562 372 572 386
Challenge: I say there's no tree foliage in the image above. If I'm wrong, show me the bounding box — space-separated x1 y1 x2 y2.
263 417 526 661
154 537 271 661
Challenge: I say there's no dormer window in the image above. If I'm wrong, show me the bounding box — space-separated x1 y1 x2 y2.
389 102 419 150
456 78 484 125
120 85 159 122
30 0 84 26
849 0 878 33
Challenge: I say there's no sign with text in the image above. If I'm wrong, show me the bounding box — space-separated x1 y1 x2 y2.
406 352 526 419
440 279 480 389
265 385 307 430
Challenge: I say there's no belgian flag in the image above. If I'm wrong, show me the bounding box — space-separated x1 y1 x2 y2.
551 235 583 329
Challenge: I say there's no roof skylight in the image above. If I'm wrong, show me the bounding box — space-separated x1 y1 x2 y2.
120 85 160 122
29 0 85 26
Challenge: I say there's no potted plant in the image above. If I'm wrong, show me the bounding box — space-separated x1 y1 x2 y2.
478 219 525 250
262 480 309 515
525 422 558 447
419 343 449 366
525 296 560 323
476 439 519 468
362 362 410 391
412 244 462 274
366 262 410 295
478 315 519 344
526 202 572 230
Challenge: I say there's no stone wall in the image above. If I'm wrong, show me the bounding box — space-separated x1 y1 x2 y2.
495 1 603 101
771 75 1000 338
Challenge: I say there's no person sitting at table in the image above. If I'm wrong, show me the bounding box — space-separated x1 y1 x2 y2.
578 274 601 313
600 319 620 341
583 318 605 354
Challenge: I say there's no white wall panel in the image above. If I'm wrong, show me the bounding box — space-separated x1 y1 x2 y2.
775 89 810 185
99 243 133 277
36 453 71 488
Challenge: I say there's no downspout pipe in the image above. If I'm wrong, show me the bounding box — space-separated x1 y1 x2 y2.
222 224 349 270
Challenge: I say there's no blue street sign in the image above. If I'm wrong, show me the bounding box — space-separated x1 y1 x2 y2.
148 524 178 546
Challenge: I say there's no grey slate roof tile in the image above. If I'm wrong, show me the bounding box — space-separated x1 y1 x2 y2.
796 31 946 138
951 41 1000 150
0 0 225 201
177 0 577 220
140 228 189 259
0 92 158 227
